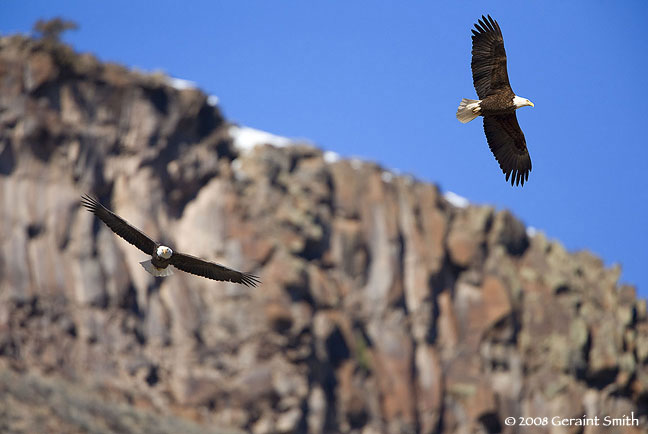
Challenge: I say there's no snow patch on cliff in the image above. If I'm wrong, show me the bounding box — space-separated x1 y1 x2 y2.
324 151 341 164
229 125 293 153
526 226 538 237
444 191 469 208
167 77 197 90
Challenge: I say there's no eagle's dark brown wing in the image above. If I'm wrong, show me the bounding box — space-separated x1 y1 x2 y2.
169 252 260 287
81 194 157 254
471 15 512 99
483 114 532 186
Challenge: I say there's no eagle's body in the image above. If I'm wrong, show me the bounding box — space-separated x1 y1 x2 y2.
81 195 260 287
141 245 175 277
480 92 517 115
456 15 534 186
149 251 172 271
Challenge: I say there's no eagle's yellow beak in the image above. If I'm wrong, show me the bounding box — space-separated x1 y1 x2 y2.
528 100 535 108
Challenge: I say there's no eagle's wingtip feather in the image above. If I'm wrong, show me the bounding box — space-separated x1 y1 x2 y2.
80 194 100 210
242 273 261 287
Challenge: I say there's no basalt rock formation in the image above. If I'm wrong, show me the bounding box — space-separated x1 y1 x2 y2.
0 34 646 433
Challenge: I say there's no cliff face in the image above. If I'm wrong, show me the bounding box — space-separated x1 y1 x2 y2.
0 35 646 434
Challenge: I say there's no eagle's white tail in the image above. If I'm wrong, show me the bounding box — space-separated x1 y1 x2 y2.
456 98 481 123
140 260 174 277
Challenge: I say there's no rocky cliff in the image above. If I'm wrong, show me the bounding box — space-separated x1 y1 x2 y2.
0 34 646 433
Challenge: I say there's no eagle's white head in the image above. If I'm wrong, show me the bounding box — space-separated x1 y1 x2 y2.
157 245 173 259
513 95 534 108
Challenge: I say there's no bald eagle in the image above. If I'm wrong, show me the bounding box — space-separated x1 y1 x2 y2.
81 195 260 287
456 15 534 186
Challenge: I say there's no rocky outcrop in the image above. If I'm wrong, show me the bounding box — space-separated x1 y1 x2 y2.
0 34 646 433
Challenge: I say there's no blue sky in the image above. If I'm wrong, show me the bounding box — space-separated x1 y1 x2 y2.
2 1 647 297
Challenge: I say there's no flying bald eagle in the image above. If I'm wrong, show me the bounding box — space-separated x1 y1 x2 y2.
81 195 260 287
456 15 534 186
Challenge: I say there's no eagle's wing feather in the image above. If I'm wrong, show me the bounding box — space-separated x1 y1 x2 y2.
471 15 511 99
81 194 157 254
483 114 532 186
169 252 260 287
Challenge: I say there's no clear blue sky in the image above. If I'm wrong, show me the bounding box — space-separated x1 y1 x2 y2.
2 1 647 297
